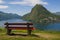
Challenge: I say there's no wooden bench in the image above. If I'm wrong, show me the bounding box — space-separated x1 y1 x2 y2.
4 22 35 35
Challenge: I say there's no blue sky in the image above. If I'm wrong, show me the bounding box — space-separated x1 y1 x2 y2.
0 0 60 16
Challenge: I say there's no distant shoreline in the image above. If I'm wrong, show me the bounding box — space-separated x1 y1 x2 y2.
0 18 21 21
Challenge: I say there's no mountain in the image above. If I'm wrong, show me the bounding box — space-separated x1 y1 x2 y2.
53 12 60 15
22 4 57 23
0 11 21 21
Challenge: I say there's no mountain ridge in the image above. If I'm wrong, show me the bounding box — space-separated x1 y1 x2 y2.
0 11 21 21
22 4 58 23
53 12 60 15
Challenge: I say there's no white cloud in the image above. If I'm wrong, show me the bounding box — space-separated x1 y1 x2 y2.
9 0 48 6
0 5 8 9
0 0 5 4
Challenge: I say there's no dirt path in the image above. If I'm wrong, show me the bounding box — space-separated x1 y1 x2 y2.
35 33 60 38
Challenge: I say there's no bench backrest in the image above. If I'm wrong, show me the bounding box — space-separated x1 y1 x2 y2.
4 22 35 30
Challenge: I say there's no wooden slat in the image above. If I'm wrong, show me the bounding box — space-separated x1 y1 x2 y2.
4 23 33 25
8 27 35 30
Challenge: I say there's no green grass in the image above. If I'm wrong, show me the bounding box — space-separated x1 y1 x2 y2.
33 30 60 34
0 28 60 40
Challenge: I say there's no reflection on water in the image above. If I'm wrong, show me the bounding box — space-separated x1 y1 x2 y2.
34 22 50 30
34 22 60 31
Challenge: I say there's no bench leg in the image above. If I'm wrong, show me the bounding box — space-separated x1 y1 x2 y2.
7 29 11 35
28 30 32 35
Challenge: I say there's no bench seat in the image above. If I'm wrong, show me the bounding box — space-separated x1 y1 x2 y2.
6 27 35 30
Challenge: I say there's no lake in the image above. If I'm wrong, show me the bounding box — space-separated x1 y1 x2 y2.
0 19 60 31
0 19 27 27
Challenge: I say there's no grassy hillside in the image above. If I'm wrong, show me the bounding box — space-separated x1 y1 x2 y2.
0 28 60 40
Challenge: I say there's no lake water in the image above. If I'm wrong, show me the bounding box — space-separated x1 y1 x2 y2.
0 19 27 27
0 19 60 31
